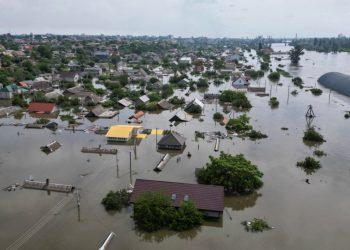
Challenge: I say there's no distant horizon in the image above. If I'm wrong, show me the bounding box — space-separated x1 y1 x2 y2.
1 32 348 40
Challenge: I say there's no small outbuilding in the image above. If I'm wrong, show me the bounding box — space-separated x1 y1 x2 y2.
28 102 56 114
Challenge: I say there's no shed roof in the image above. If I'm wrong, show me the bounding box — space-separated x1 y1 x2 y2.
130 179 224 212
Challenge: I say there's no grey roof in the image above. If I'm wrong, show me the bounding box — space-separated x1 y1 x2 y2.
138 95 150 103
158 132 186 147
169 111 192 122
157 99 174 110
318 72 350 97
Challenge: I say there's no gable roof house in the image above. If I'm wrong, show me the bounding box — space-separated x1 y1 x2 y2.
59 72 80 83
94 51 110 60
63 85 102 104
130 179 224 218
232 77 248 89
169 111 192 123
83 65 103 77
157 132 186 150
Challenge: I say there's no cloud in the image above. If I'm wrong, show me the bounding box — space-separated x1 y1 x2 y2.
0 0 349 37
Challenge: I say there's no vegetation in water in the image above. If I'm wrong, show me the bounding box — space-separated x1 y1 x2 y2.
314 150 327 157
292 77 304 88
289 44 304 65
268 71 280 81
276 68 291 77
291 90 298 96
246 130 268 140
35 118 49 124
225 114 252 133
101 189 130 211
310 88 323 96
169 96 185 106
185 103 202 114
132 192 202 232
303 127 325 143
196 152 263 194
219 90 252 109
213 112 224 122
244 69 264 79
296 157 321 174
241 218 272 232
269 97 279 108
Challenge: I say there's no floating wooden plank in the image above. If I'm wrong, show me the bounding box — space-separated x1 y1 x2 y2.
81 147 117 155
154 153 171 172
22 179 74 193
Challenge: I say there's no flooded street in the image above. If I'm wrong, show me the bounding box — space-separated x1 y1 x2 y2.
1 44 350 250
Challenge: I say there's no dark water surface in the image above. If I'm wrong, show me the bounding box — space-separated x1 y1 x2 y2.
1 44 350 250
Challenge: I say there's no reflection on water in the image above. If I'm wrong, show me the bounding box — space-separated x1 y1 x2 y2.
224 192 262 211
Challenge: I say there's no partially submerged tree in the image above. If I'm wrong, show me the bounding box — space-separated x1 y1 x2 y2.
225 114 252 133
101 189 130 211
289 45 304 65
219 90 252 109
296 157 321 174
196 152 263 194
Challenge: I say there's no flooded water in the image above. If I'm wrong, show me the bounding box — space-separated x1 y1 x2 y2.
1 43 350 250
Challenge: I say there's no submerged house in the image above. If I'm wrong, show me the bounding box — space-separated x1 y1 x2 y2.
232 77 248 89
118 98 133 107
28 102 56 114
106 125 142 142
157 132 186 150
0 83 28 99
130 179 224 218
85 106 118 119
169 111 192 122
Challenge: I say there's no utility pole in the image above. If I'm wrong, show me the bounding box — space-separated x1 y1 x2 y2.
129 151 132 185
269 84 272 97
287 85 290 104
76 189 81 222
328 90 332 103
116 153 119 178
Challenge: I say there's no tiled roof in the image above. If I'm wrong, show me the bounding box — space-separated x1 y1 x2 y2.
130 179 224 212
28 102 55 113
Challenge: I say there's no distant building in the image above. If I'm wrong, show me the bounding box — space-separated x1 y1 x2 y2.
232 77 248 88
84 65 102 77
94 51 110 60
135 95 150 107
130 179 224 218
0 84 28 99
179 56 192 64
157 132 186 150
106 125 142 142
59 72 80 83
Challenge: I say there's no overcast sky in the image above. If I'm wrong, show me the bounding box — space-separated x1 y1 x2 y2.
0 0 349 38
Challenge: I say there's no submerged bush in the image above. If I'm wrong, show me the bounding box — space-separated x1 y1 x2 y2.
246 130 268 140
269 97 279 108
213 112 224 121
292 77 304 88
219 90 252 109
133 192 203 232
313 150 327 157
303 127 325 143
310 88 323 96
296 157 321 174
268 71 280 81
242 218 271 232
101 189 130 211
225 114 252 133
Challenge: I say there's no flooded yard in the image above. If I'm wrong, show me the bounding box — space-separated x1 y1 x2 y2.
1 44 350 250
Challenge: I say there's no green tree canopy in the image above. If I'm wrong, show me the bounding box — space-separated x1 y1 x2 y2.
196 152 263 194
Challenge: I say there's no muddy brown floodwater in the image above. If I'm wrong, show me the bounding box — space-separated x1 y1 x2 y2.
1 43 350 250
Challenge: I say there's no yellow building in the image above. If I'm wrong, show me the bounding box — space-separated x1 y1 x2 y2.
106 125 142 142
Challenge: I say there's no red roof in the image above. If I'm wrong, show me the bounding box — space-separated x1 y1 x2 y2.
130 179 224 212
28 102 55 113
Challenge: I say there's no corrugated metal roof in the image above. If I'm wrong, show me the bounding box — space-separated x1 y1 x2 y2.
106 125 142 138
28 102 55 113
130 179 224 212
